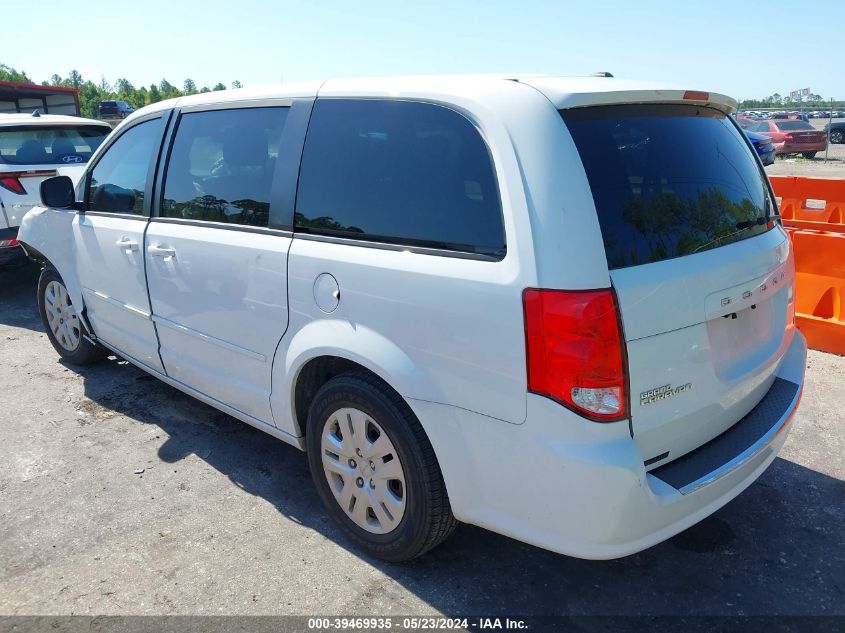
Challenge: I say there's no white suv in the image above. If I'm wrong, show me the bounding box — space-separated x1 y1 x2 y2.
0 112 110 265
19 76 806 562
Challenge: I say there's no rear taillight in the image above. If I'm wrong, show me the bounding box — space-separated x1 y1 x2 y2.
523 288 628 422
0 174 26 195
783 133 794 142
0 238 18 248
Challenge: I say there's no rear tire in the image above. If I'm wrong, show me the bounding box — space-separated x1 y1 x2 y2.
802 152 817 159
37 266 107 365
305 371 457 562
831 129 844 144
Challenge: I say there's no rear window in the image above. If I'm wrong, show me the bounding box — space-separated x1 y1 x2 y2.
775 120 814 131
561 104 773 270
0 125 109 166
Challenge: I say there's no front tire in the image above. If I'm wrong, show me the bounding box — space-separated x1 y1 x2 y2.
802 151 817 159
831 129 844 144
37 267 107 365
306 371 457 562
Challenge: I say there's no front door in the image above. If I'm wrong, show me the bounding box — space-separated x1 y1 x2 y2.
73 114 168 371
144 103 302 423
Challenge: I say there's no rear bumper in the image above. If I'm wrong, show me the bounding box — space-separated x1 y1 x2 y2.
0 226 24 266
414 330 807 559
774 141 827 154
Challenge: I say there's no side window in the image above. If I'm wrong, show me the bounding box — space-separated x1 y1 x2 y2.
750 122 770 133
87 117 163 215
161 107 289 228
295 99 505 258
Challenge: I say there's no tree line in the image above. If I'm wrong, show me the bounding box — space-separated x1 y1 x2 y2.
1 63 243 119
739 93 843 110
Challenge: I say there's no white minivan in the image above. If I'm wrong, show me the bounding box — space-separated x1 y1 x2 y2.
19 76 806 562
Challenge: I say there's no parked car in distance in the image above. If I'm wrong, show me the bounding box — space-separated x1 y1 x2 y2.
19 76 806 562
823 120 845 144
746 118 828 157
745 130 776 165
98 100 134 119
0 112 110 265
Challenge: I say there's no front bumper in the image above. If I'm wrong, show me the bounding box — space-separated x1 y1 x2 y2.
759 146 776 165
412 330 806 559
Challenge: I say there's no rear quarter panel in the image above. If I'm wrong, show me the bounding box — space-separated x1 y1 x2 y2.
272 80 612 436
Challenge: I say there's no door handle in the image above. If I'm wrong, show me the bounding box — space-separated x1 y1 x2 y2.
148 244 176 259
115 237 139 252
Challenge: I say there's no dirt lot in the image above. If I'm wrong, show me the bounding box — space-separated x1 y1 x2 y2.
0 262 843 618
765 118 845 179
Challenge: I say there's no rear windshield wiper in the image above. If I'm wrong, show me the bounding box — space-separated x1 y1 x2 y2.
735 216 770 231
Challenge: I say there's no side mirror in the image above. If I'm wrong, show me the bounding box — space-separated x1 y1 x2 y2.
40 176 78 209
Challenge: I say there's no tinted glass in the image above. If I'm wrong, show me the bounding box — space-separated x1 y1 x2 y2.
562 104 772 270
161 107 288 227
88 117 163 215
296 99 504 258
749 121 770 132
775 121 813 131
0 125 109 165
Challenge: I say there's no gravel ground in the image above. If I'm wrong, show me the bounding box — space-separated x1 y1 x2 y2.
0 261 843 618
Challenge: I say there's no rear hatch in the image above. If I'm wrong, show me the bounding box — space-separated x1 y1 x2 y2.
561 103 796 466
776 121 827 146
0 123 108 227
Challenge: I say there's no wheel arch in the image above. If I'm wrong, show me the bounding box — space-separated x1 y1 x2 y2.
18 208 86 322
274 319 443 440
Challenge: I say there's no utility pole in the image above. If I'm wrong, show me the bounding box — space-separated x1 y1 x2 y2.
825 97 833 164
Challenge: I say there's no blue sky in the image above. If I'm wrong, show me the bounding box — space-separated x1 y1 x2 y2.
5 0 843 101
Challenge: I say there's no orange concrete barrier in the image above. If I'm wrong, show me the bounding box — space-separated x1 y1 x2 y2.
770 176 845 234
787 229 845 356
768 177 845 355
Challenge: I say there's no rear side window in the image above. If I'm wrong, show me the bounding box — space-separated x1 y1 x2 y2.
562 104 772 270
295 99 505 258
161 107 288 227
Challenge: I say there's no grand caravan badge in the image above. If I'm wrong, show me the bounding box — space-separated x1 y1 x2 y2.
640 383 692 406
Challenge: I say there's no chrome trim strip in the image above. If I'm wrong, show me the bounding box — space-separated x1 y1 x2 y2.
152 315 267 362
678 382 802 495
81 287 151 318
82 211 147 221
150 216 292 237
178 98 294 113
293 231 503 262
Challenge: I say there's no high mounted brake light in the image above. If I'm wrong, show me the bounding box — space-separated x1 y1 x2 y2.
683 90 710 101
523 288 629 422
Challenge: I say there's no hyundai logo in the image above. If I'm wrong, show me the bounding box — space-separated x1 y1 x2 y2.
61 155 83 164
